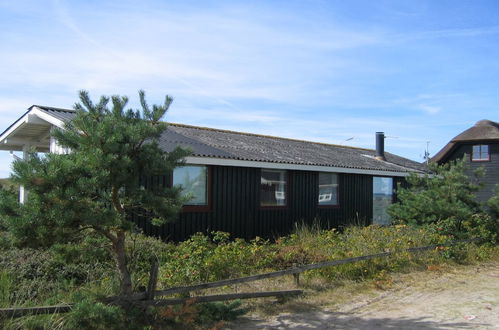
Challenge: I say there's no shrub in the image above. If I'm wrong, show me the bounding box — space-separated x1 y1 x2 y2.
197 300 248 324
388 159 494 240
0 242 116 305
0 271 12 308
66 298 127 330
159 232 274 287
484 185 499 243
126 233 175 289
274 224 443 281
155 299 247 328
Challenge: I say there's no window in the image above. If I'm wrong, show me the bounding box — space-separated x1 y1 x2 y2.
173 165 208 205
472 145 490 161
318 172 339 206
372 177 393 225
260 169 287 207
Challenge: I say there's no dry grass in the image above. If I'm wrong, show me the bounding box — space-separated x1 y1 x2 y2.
215 253 499 323
222 260 499 329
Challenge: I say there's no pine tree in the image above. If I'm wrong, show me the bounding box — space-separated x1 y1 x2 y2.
0 90 190 296
388 159 484 238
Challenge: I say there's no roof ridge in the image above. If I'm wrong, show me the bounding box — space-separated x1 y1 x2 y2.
475 119 499 126
31 105 76 113
167 122 375 153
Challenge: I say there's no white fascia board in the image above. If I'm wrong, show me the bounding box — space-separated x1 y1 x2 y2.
0 107 65 151
184 156 413 177
0 113 30 144
31 107 65 128
0 137 48 148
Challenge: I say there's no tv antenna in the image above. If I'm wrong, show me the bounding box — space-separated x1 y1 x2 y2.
423 141 430 165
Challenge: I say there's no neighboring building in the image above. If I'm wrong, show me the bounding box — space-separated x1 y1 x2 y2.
432 119 499 202
0 105 426 240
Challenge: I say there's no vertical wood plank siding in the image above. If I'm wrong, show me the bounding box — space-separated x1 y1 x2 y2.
137 166 390 241
444 142 499 202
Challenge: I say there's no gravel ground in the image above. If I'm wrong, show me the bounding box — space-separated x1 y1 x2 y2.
229 262 499 329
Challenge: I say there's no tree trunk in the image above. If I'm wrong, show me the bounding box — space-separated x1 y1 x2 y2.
112 230 133 296
109 186 133 296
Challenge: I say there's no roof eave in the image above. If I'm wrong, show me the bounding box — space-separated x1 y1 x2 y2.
184 156 423 177
0 106 66 152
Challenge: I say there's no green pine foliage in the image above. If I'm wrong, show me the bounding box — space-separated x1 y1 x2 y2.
388 159 497 242
487 185 499 218
197 300 248 323
0 90 190 296
483 185 499 242
65 298 127 330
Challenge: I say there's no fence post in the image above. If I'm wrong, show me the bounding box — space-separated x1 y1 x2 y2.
146 261 159 300
293 273 300 286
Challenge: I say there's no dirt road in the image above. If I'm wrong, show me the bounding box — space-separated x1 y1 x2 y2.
231 262 499 329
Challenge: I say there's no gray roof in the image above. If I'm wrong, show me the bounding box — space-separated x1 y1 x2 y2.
32 105 77 122
9 105 425 174
432 119 499 163
162 123 426 174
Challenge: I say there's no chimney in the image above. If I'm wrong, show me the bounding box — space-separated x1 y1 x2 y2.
375 132 385 161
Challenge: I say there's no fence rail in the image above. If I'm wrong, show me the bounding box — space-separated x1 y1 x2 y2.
0 238 481 319
151 238 479 297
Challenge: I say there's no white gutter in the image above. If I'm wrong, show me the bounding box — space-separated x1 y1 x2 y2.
184 156 414 177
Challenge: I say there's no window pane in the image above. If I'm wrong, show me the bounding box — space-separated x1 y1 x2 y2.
173 166 207 205
481 145 489 159
373 177 393 225
318 173 338 205
260 169 287 206
472 145 481 160
472 144 489 161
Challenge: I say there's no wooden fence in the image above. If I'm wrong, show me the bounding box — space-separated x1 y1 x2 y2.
0 238 480 319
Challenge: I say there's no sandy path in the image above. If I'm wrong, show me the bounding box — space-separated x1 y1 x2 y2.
230 263 499 329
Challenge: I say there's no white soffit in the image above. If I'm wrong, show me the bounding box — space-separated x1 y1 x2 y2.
0 107 64 151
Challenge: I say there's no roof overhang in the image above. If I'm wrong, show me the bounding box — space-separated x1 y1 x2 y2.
185 156 417 177
0 106 65 152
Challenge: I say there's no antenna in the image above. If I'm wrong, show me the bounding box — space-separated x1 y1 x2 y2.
424 141 430 165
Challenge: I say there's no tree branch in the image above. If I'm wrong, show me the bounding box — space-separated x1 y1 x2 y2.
92 225 118 245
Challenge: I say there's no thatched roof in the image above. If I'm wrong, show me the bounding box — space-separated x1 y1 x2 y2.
432 119 499 163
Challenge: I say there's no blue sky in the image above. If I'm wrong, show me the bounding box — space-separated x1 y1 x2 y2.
0 0 498 177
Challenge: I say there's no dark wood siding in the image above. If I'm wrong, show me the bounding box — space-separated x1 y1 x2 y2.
137 166 391 241
443 142 499 202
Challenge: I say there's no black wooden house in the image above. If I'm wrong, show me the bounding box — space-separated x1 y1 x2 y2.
432 119 499 202
0 106 426 240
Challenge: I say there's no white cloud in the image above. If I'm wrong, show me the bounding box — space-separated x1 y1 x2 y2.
0 0 498 171
419 105 441 115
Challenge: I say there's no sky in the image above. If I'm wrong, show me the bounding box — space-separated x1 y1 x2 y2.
0 0 498 177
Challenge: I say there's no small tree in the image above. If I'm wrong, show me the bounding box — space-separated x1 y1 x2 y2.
484 185 499 242
388 159 485 238
487 185 499 218
0 91 190 296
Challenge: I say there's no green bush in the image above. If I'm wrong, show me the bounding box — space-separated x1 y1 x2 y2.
484 185 499 242
66 298 127 330
0 271 12 308
125 233 174 289
154 299 247 328
0 223 496 329
273 224 444 281
0 241 116 305
159 232 274 287
388 159 490 240
197 300 248 324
